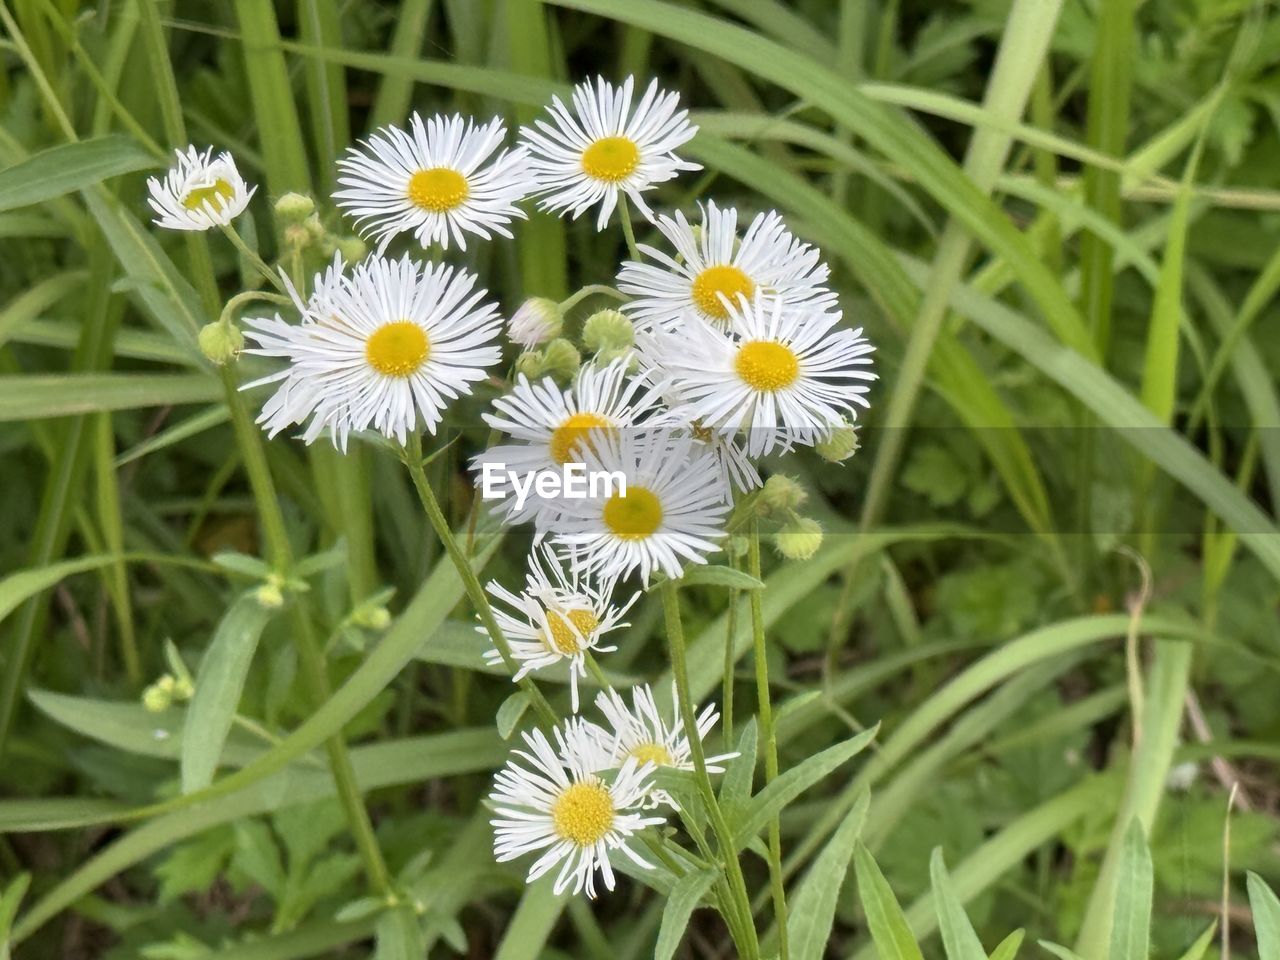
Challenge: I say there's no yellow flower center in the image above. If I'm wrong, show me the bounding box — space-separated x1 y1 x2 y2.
734 340 799 392
182 178 235 212
551 780 615 846
365 321 430 377
541 607 600 656
627 742 673 766
549 412 613 465
602 485 663 540
581 136 640 184
407 167 469 212
690 265 755 321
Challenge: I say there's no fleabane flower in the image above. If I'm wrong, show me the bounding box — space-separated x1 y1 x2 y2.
550 430 730 585
490 726 664 897
334 113 532 251
471 359 669 527
482 546 638 711
617 201 837 332
595 684 736 808
641 294 876 458
520 76 699 230
242 253 502 449
147 146 254 230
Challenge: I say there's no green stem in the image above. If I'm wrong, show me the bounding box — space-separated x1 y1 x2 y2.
722 584 739 747
220 366 393 896
749 522 789 958
220 224 286 292
661 580 761 960
399 433 559 729
558 284 627 312
617 196 642 263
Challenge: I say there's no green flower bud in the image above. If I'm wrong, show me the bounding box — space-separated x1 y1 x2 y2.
725 534 750 559
582 309 634 354
198 319 244 366
282 223 311 250
142 683 172 713
761 475 807 512
336 234 367 265
775 517 823 561
274 192 315 223
541 338 581 382
255 581 285 609
514 350 546 380
353 605 392 630
508 297 563 349
172 676 195 701
815 421 860 463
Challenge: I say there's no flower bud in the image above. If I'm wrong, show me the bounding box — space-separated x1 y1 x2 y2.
761 475 807 512
172 676 195 701
353 605 392 630
725 534 750 559
815 421 860 463
198 319 244 365
336 234 367 265
142 682 172 713
582 309 634 354
541 338 581 382
514 350 545 380
775 517 823 561
274 192 315 223
507 297 563 349
254 581 285 609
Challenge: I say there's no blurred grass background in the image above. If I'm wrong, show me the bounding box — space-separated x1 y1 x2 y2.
1 0 1279 957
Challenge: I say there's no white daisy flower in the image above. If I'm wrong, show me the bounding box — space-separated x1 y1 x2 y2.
491 726 665 897
520 76 700 230
471 359 669 527
482 545 638 711
641 294 876 458
242 253 502 450
595 684 736 809
550 430 730 585
147 145 254 231
617 201 838 332
334 113 532 251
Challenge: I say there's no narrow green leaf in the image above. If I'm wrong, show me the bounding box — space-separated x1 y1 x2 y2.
1039 941 1086 960
930 849 986 960
374 904 425 960
988 930 1024 960
654 868 717 960
679 565 764 591
493 877 564 960
0 373 220 422
1248 871 1280 960
496 691 531 739
854 842 925 960
0 271 86 351
181 594 277 793
0 555 121 625
368 0 436 128
1171 922 1216 960
1106 820 1152 960
786 790 869 960
0 873 30 948
0 136 156 212
719 718 758 810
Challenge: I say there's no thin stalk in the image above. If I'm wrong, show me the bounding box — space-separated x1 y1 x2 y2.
661 581 761 959
220 224 286 292
617 196 642 263
722 583 739 746
399 432 559 729
748 521 788 959
559 283 628 312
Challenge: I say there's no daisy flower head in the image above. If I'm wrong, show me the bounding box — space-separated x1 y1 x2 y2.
595 684 736 808
481 545 638 711
642 293 876 458
549 430 731 585
147 145 254 231
520 76 700 230
471 358 669 527
334 113 532 251
617 201 838 333
242 253 502 450
491 725 665 897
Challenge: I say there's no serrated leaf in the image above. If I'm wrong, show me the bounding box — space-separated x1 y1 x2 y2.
854 842 924 960
787 790 869 960
1249 871 1280 960
655 868 717 960
1107 820 1151 960
496 691 532 739
930 848 985 960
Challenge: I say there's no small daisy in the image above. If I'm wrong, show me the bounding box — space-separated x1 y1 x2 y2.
482 546 638 711
471 359 669 526
334 113 532 251
595 684 736 808
520 76 700 230
642 294 876 458
618 201 838 332
242 253 502 450
147 145 254 231
550 430 730 585
491 726 665 897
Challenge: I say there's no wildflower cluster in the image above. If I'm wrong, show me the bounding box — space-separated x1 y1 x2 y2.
146 75 874 901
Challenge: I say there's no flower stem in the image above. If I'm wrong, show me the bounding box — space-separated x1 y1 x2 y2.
558 284 628 313
220 366 393 896
749 521 790 959
399 432 559 729
617 196 642 263
661 580 760 959
220 224 286 292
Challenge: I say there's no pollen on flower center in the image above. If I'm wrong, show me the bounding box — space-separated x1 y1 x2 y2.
581 136 640 184
603 485 663 540
627 742 673 766
551 780 615 845
542 607 600 655
734 340 799 392
549 412 613 465
365 321 430 377
182 178 235 212
691 265 755 321
407 167 470 212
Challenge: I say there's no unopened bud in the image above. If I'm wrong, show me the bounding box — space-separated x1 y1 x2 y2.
582 309 634 354
725 535 750 559
353 605 392 630
142 683 172 713
541 338 581 382
336 235 367 265
761 475 807 512
274 192 315 223
198 319 244 365
172 676 195 701
775 517 823 561
254 582 285 609
507 297 563 349
515 350 545 380
815 421 860 463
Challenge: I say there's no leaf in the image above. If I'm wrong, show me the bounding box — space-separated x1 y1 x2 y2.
493 877 565 960
232 819 286 897
0 373 220 422
930 849 986 960
496 691 531 739
0 555 120 625
734 725 877 849
0 136 157 212
0 874 30 948
989 930 1025 960
719 719 758 812
678 565 765 590
181 594 277 793
1171 922 1216 960
1107 821 1152 960
374 905 424 960
1039 942 1086 960
654 868 717 960
1249 871 1280 960
787 790 870 960
854 842 925 960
